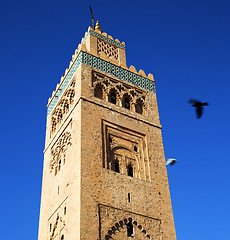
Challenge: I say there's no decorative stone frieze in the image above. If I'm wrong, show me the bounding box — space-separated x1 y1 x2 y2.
50 132 72 175
93 71 147 115
51 80 75 133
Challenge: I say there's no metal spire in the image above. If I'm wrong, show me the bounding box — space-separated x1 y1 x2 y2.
89 5 95 30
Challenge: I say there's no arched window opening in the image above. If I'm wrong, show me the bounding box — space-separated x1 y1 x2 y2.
94 85 103 99
122 95 131 110
50 223 52 232
64 206 66 215
127 220 134 237
69 89 75 104
114 161 120 173
127 164 133 177
61 235 64 240
57 111 63 123
63 101 69 113
111 159 120 173
135 100 143 114
51 118 57 132
58 160 61 171
108 91 117 104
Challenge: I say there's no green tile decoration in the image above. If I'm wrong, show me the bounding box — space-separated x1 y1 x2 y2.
89 30 125 49
47 52 155 116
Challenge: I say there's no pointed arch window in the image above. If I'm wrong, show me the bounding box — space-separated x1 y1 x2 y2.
127 219 134 237
108 90 117 105
111 158 120 173
127 164 133 177
57 109 63 123
63 101 69 113
114 160 120 173
122 95 131 110
58 160 61 171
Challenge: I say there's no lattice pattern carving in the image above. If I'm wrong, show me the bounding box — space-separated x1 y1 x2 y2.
49 198 68 240
98 39 118 60
49 213 66 240
51 80 75 133
93 72 147 115
50 132 72 175
47 52 155 116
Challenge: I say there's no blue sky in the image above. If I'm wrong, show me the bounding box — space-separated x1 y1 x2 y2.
0 0 230 239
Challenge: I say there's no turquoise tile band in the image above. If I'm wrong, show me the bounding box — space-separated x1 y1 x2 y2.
89 30 126 49
47 52 155 116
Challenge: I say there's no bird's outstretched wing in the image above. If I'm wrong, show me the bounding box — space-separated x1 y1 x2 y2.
202 102 209 106
189 99 209 119
166 158 178 166
189 99 199 104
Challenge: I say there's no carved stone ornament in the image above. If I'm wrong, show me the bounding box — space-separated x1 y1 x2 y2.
93 71 147 115
50 132 72 173
51 80 75 133
49 214 65 240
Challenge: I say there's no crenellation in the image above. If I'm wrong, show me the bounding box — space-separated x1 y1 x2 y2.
108 35 114 40
39 25 176 240
56 83 60 91
47 27 155 115
102 32 108 37
139 69 147 77
80 43 87 52
148 73 154 80
84 31 88 39
64 68 68 76
69 60 74 69
129 65 138 73
48 97 51 104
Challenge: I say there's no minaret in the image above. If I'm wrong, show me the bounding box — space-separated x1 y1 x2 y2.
38 22 177 240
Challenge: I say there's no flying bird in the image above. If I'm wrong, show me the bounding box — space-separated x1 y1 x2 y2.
166 158 178 166
189 99 209 119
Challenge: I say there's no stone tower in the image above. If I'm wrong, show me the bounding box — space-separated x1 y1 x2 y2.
38 22 177 240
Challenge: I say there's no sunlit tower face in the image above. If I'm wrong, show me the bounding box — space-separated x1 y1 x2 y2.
38 23 176 240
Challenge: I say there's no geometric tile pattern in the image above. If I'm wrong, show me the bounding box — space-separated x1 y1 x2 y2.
47 53 83 116
47 52 155 116
89 30 126 49
81 52 155 92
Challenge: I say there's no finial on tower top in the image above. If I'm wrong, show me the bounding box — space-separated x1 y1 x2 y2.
95 20 101 32
89 5 95 30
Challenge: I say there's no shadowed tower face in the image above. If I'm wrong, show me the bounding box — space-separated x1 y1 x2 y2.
38 22 177 240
